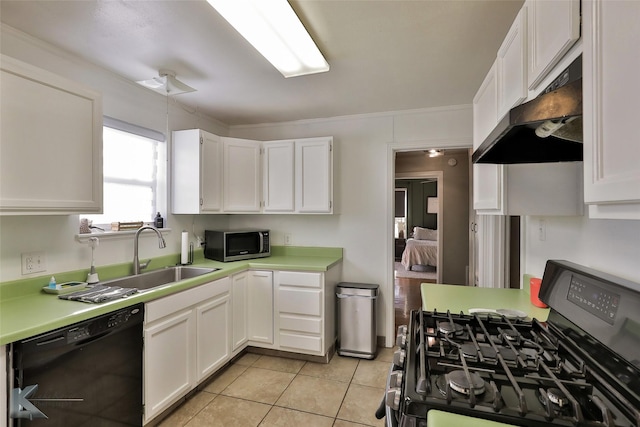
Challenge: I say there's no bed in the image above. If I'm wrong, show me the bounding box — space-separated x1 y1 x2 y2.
401 227 438 270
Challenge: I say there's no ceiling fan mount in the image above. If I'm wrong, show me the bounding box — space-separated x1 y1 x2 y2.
136 69 196 96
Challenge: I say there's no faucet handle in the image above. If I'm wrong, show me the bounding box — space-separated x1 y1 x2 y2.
140 259 151 271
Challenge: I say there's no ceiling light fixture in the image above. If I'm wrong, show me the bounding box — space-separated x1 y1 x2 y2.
206 0 329 78
136 69 196 96
427 149 443 158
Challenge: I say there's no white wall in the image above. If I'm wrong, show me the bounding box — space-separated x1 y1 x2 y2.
0 25 231 281
522 215 640 287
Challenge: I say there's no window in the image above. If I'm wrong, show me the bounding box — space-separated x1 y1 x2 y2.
85 117 166 227
395 188 407 239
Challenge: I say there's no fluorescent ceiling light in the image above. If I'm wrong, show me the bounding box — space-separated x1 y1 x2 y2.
207 0 329 78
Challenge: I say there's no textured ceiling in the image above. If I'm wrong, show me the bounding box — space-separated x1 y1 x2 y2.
0 0 524 125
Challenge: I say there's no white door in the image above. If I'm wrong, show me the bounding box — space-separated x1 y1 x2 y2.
296 138 333 213
144 310 195 422
263 140 295 212
222 137 262 212
231 272 248 350
248 270 274 344
196 293 231 381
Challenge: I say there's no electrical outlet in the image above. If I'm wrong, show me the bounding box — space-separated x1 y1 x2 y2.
284 233 292 246
21 251 47 275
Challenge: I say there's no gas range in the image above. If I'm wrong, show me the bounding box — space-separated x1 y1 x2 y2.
382 261 640 427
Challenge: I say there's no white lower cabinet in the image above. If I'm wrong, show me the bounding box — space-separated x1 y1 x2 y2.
143 277 231 424
248 270 274 344
275 270 338 356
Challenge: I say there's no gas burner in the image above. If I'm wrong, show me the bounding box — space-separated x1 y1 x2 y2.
502 329 520 342
437 321 463 336
460 343 496 360
547 388 568 407
436 370 486 396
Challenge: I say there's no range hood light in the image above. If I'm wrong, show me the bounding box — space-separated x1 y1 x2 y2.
535 120 566 138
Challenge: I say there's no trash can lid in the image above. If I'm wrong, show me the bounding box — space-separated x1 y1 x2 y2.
337 282 379 290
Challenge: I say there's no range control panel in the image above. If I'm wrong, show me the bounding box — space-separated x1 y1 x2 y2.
567 275 620 325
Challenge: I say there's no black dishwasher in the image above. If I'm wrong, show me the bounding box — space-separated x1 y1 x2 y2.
11 303 144 426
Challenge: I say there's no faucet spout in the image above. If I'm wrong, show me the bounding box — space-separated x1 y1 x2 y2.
133 226 167 275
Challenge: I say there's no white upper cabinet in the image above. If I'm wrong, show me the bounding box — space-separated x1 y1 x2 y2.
263 137 334 214
497 7 528 118
222 137 262 213
473 61 505 214
0 55 103 215
526 0 580 90
263 140 296 212
295 137 333 213
172 129 222 214
583 0 640 219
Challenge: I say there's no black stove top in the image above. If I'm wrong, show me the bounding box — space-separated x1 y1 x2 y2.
387 261 640 427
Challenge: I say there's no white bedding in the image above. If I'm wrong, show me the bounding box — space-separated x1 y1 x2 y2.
401 238 438 269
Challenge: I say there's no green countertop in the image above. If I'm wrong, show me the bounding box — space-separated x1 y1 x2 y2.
0 246 342 345
421 283 549 321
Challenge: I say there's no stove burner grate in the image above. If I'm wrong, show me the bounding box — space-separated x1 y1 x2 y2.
436 370 486 396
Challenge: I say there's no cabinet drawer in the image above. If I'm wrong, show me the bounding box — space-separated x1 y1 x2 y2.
279 314 321 334
146 277 230 323
278 288 321 316
278 271 321 288
279 332 322 353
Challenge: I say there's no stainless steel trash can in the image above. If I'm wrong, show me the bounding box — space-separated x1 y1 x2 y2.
336 282 379 359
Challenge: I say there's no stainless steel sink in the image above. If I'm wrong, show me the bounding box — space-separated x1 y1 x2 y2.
102 266 219 291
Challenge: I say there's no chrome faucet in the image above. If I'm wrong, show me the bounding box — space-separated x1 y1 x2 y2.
133 226 166 275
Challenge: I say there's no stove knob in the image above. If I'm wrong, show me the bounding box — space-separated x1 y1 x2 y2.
395 332 407 349
385 387 401 411
389 370 403 388
392 349 406 368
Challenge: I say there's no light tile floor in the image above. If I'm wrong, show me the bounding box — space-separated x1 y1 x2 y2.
158 348 393 427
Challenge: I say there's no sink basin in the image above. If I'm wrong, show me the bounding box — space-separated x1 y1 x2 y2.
102 266 219 291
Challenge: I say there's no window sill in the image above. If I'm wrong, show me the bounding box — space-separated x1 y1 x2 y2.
75 228 172 243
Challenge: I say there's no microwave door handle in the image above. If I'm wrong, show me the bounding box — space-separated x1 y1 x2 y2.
258 232 264 253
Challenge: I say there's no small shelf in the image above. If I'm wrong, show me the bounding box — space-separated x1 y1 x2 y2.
75 228 172 243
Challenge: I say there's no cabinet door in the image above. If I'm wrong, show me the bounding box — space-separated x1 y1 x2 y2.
0 55 102 215
263 140 295 212
144 310 195 422
200 131 223 212
527 0 580 90
222 137 262 212
231 272 248 350
295 137 333 213
583 0 640 219
196 292 231 381
472 61 505 214
497 7 527 119
248 270 274 344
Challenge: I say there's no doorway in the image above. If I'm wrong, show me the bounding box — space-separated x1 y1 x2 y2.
391 149 470 330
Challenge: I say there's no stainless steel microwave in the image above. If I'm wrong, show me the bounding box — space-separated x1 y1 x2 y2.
204 229 270 262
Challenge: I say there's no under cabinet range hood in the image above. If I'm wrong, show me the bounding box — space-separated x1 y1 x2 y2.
473 56 583 164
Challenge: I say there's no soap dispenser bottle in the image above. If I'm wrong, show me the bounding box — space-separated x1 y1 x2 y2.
154 212 164 228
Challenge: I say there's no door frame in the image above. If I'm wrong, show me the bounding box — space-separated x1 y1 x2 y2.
385 139 471 347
